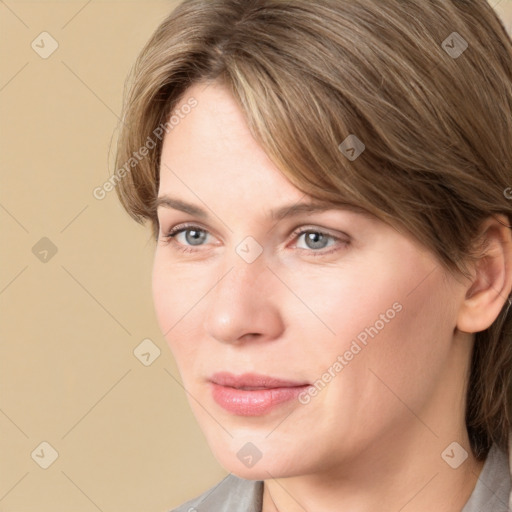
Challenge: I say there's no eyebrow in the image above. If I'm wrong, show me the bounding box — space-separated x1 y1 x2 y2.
154 195 373 221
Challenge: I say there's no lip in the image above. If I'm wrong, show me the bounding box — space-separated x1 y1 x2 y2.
209 372 311 416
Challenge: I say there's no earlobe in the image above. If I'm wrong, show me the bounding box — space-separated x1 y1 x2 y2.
456 214 512 334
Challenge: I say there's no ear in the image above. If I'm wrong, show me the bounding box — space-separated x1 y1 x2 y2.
456 214 512 334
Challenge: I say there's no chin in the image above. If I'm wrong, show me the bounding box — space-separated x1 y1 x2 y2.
208 436 311 481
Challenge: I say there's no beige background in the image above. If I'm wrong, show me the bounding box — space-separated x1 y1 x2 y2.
1 1 511 511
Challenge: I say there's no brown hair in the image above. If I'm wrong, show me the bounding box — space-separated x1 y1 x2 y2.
114 0 512 459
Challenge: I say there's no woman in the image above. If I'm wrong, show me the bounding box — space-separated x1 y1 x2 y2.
114 0 512 510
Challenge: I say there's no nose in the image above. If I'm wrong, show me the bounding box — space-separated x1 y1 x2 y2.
203 251 285 345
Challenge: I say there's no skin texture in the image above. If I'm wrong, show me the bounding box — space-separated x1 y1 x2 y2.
152 81 512 512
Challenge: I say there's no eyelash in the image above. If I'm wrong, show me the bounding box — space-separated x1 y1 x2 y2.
160 223 349 257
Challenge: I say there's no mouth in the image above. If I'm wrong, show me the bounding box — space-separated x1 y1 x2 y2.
209 372 310 389
235 386 281 391
208 372 312 416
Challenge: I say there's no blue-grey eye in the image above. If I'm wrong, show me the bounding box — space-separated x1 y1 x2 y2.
298 231 333 250
183 228 208 246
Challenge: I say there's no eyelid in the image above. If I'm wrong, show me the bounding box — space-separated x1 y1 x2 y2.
161 222 218 249
160 221 217 241
289 226 350 256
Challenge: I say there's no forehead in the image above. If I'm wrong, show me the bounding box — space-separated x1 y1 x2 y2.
158 81 308 206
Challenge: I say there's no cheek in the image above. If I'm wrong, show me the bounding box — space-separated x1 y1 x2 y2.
151 255 202 357
276 261 399 349
372 279 456 382
283 254 456 401
331 271 456 430
287 248 450 357
151 258 176 337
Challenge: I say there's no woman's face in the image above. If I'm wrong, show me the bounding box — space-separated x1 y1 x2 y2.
152 81 470 479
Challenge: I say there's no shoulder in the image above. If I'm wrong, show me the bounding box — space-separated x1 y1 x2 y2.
462 443 511 512
169 473 264 512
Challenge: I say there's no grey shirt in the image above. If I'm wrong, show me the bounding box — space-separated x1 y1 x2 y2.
171 444 511 512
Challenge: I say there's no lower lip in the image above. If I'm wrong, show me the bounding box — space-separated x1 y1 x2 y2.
210 383 311 416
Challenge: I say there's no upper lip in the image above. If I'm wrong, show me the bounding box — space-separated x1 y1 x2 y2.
209 372 310 389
